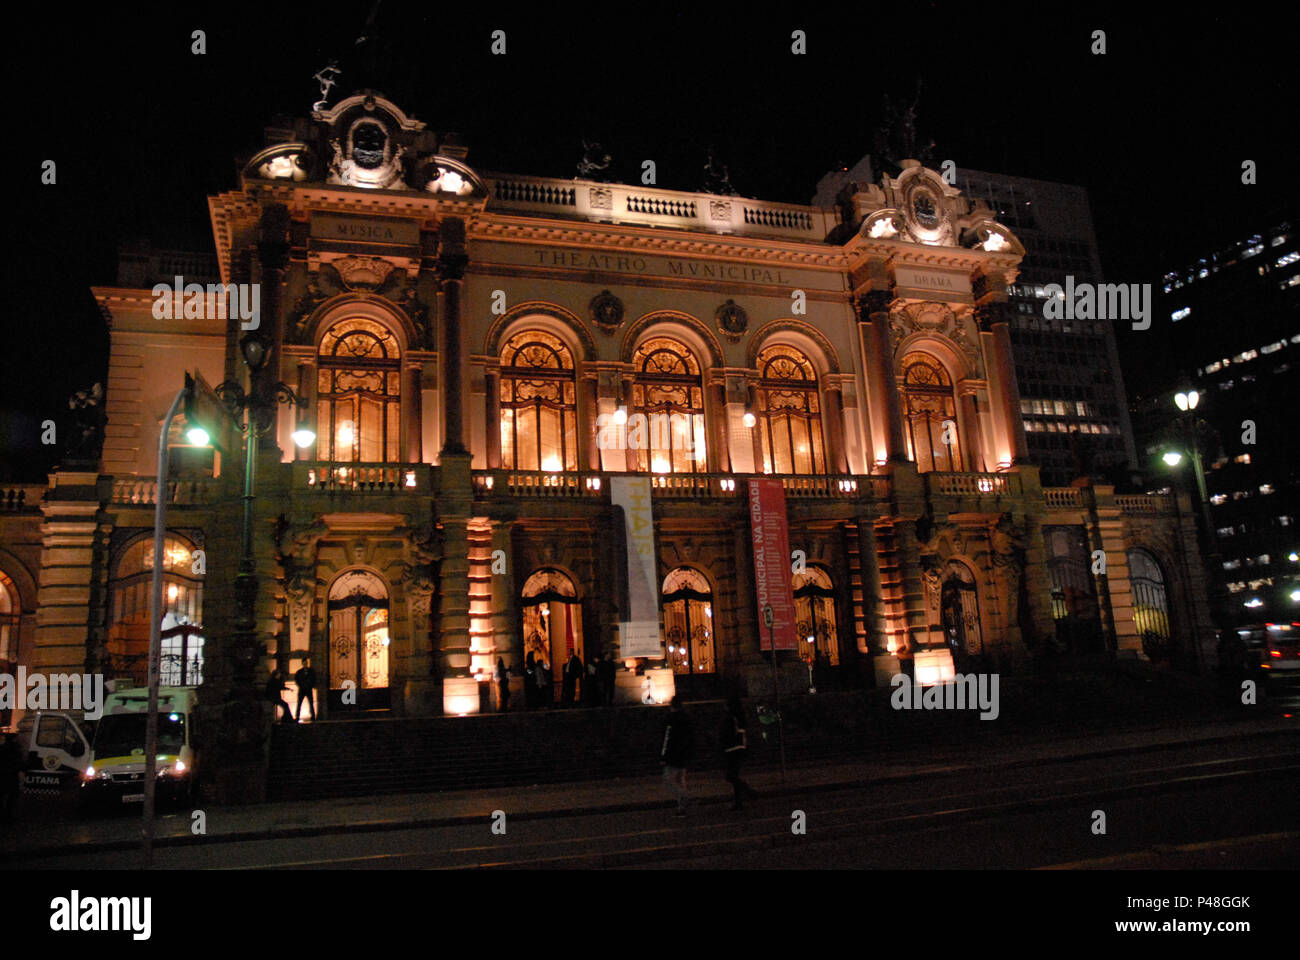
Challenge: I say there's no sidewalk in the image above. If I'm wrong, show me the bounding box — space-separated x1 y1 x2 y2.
2 714 1294 860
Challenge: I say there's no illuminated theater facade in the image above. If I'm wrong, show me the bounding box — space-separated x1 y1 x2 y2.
4 93 1215 720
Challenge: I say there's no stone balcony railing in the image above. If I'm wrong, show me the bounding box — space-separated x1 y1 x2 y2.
925 472 1020 498
484 172 839 241
471 470 886 501
111 478 214 506
1043 487 1083 509
1116 494 1172 515
0 484 44 511
297 463 432 492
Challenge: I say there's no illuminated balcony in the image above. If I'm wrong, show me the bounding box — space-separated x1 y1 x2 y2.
296 463 431 493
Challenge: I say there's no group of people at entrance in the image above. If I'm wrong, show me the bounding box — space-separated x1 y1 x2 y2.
266 658 317 723
495 651 618 711
660 696 759 815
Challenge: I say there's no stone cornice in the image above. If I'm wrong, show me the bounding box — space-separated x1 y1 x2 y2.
468 215 847 269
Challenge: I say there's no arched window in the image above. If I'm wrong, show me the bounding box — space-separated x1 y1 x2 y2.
662 567 714 676
327 569 390 711
0 570 19 666
500 330 579 472
632 338 707 474
521 569 582 689
108 536 204 686
1046 526 1102 654
900 352 962 472
792 566 838 664
317 318 402 462
1128 548 1171 650
756 345 826 475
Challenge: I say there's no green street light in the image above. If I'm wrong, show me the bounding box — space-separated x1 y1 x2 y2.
185 426 210 447
1162 450 1184 467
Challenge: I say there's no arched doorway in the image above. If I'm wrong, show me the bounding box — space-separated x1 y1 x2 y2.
793 565 839 659
327 569 391 712
940 561 983 659
521 568 583 705
662 567 715 697
1127 548 1172 661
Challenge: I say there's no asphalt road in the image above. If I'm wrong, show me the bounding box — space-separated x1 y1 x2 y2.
10 732 1297 870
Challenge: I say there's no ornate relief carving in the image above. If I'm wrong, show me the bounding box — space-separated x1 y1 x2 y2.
332 255 397 290
715 299 749 343
709 199 732 221
589 186 613 210
888 300 980 371
589 289 624 335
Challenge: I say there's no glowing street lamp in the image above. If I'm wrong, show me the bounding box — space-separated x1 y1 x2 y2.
185 426 210 447
1162 450 1184 467
1173 389 1200 412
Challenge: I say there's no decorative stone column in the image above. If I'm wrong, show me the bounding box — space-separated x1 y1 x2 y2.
580 373 599 471
822 382 849 475
485 363 502 469
957 387 984 473
438 218 469 458
858 291 906 464
708 379 730 473
976 300 1029 466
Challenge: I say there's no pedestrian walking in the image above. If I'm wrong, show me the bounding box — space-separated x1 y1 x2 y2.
562 651 583 705
0 731 22 824
265 668 293 723
293 657 317 721
659 696 694 816
720 696 759 810
495 656 511 712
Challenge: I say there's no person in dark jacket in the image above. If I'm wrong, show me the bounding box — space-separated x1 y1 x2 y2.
293 657 317 721
659 696 694 816
597 652 616 706
562 651 583 705
494 657 511 712
266 669 292 723
720 696 759 810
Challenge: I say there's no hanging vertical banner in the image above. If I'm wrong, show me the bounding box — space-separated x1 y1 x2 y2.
748 478 797 650
610 476 663 658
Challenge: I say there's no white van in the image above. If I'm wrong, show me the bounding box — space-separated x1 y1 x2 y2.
15 711 92 792
80 687 200 809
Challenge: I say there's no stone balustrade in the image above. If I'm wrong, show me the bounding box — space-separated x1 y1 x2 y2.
485 172 837 241
298 463 429 492
110 478 212 506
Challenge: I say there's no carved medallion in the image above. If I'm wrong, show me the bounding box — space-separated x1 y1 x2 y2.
589 186 613 210
709 199 732 221
715 299 749 343
589 289 624 334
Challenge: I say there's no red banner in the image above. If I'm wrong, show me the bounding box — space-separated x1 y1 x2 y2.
748 478 797 651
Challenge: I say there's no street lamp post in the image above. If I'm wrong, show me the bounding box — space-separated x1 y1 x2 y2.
208 331 314 787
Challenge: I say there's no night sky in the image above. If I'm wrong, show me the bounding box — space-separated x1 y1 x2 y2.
4 2 1293 481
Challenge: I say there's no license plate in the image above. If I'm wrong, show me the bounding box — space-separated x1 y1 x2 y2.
122 794 144 804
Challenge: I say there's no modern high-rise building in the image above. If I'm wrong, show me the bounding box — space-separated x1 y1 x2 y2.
1129 209 1299 627
958 169 1139 488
